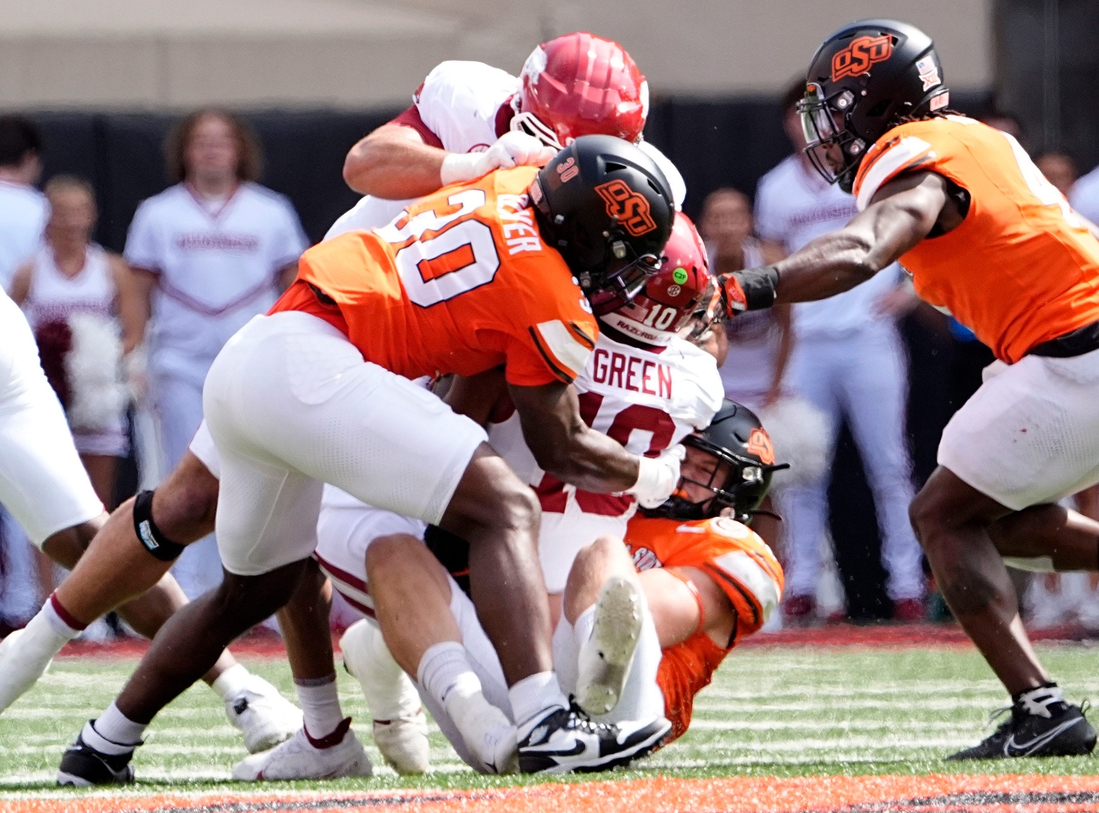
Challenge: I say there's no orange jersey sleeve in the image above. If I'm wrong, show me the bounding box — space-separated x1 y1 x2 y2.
624 515 784 743
273 167 598 385
852 116 1099 363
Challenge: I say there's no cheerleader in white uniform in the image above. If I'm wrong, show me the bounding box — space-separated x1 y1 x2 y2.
10 175 143 506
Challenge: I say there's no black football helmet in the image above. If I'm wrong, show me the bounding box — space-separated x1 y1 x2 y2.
799 19 950 192
646 400 789 524
531 134 674 315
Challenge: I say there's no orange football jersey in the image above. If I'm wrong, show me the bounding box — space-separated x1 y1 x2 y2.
852 116 1099 364
623 515 784 743
270 167 599 386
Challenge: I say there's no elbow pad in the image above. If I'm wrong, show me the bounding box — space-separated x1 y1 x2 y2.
724 265 780 317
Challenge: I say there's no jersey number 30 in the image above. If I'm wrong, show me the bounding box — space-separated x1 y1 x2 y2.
377 189 501 308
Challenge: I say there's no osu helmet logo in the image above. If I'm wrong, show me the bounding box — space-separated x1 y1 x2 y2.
594 179 656 237
831 35 893 82
746 427 776 466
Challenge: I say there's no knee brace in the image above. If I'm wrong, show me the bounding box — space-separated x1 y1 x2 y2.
133 490 186 562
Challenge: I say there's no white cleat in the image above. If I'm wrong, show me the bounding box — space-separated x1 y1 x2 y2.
340 620 430 774
445 688 518 775
575 575 643 716
231 722 373 781
224 674 304 754
372 713 430 775
0 626 62 714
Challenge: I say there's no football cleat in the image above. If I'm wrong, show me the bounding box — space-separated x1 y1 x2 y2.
517 703 670 774
224 673 303 754
341 620 430 774
372 713 431 775
948 691 1096 760
575 576 643 716
232 720 373 781
56 726 135 787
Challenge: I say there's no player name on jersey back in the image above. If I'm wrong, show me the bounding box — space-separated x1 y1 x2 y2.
588 344 673 399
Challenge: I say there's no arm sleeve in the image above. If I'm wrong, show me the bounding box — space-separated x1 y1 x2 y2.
123 200 162 273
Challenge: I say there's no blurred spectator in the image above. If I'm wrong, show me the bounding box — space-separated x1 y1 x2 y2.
0 116 47 292
698 187 790 564
1035 152 1078 197
124 109 308 598
10 176 143 506
0 116 49 634
699 188 791 411
752 81 925 624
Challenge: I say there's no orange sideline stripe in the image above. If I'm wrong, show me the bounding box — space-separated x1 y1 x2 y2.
8 773 1099 813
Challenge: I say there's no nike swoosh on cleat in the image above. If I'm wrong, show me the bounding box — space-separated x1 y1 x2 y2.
527 740 587 758
1003 717 1084 757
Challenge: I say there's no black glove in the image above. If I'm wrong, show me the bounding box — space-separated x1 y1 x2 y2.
721 265 780 317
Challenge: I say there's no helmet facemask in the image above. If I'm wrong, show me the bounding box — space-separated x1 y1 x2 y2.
798 84 868 193
582 235 662 316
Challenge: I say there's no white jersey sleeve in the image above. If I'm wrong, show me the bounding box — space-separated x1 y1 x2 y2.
415 60 520 155
123 199 164 272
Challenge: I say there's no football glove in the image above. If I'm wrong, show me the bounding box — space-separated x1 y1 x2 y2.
440 132 558 186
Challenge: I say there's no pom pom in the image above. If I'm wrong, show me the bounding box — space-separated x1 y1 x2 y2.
65 312 128 431
33 319 74 409
757 396 830 488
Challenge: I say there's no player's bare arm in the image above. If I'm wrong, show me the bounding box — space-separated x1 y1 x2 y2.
508 380 640 493
342 123 443 199
772 172 947 302
109 255 147 354
640 566 734 648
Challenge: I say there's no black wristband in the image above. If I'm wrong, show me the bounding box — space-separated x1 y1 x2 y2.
735 265 780 310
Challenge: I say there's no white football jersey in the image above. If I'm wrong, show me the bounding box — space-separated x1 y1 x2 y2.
325 60 686 240
490 332 723 520
125 182 308 383
755 155 899 337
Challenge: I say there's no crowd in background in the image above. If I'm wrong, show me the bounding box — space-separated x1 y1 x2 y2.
4 93 1099 638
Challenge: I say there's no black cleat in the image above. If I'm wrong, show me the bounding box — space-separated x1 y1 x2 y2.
57 724 136 786
948 695 1096 760
517 702 670 774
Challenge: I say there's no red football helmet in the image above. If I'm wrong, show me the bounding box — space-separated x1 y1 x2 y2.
597 212 711 346
511 32 649 150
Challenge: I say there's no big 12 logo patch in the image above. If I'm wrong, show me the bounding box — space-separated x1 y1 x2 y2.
831 34 893 82
594 179 657 237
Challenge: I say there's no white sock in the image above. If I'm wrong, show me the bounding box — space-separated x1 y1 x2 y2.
508 671 567 734
417 641 479 707
43 594 84 639
88 702 146 750
210 663 250 701
573 606 596 648
295 673 345 740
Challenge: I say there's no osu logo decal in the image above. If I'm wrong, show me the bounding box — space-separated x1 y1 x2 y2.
746 427 776 465
594 179 657 237
831 35 893 82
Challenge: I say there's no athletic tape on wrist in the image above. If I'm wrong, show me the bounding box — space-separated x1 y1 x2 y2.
726 265 779 315
133 490 186 562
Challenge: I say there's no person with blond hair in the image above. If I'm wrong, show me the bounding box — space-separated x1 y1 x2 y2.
125 109 308 599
